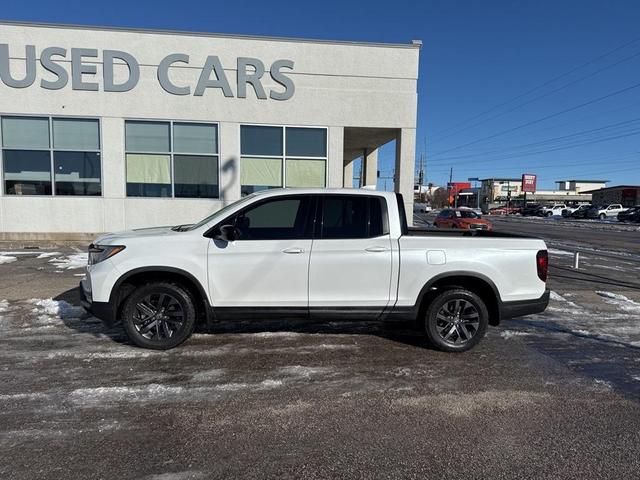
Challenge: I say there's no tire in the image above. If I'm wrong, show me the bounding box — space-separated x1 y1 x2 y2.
546 212 552 217
599 213 606 220
424 289 489 352
121 282 197 350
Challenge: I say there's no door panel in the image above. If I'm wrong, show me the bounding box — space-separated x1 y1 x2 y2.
207 195 313 308
308 195 393 314
309 236 393 309
208 239 311 307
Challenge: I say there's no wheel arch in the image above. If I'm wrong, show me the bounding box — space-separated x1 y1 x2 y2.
416 271 501 326
110 267 212 325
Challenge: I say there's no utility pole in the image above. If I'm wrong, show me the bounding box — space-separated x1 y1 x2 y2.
448 167 453 207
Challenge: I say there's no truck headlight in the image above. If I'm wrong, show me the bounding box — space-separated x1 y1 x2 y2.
88 244 126 265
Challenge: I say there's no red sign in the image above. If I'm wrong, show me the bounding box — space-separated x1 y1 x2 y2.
521 174 537 193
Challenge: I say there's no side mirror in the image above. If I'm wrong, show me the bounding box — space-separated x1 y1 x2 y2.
216 224 240 242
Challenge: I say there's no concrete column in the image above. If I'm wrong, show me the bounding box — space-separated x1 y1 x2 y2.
363 148 378 188
343 159 354 188
101 117 126 232
218 121 241 205
394 128 416 225
327 126 344 188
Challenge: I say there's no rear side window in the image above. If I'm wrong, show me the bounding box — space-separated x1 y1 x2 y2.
320 195 388 239
230 196 312 240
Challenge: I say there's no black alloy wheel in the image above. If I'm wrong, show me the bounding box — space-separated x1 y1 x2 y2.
121 282 196 350
424 289 489 352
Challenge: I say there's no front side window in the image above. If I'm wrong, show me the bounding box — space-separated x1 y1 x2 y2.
125 121 218 198
227 196 312 240
240 125 327 195
320 195 386 239
2 116 101 196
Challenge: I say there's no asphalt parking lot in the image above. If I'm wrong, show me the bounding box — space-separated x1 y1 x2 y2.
1 217 640 479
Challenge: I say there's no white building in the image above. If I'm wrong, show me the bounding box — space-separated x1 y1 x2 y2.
555 179 608 193
0 21 420 240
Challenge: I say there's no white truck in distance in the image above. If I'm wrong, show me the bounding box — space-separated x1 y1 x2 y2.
540 204 566 217
80 189 550 352
587 204 624 220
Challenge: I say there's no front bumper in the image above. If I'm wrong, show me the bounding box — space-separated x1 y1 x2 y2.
79 282 116 326
499 289 550 320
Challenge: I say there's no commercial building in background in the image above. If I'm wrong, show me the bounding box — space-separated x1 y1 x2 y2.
556 179 608 193
477 177 601 211
587 185 640 207
0 21 420 240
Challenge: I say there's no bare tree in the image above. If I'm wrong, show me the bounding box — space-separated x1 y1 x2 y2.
431 188 449 208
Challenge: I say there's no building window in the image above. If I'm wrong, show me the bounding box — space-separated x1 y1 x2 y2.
240 125 327 196
1 116 101 196
125 120 219 198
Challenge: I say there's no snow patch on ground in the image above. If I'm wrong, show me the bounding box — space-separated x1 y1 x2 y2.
36 251 62 259
277 365 332 377
48 253 88 270
0 299 8 313
548 249 574 256
596 291 640 312
30 298 86 320
500 330 531 339
0 255 17 264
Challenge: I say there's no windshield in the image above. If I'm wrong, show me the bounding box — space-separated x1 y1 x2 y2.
455 210 480 219
183 194 257 231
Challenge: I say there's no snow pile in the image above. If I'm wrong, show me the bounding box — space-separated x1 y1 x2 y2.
0 255 17 264
596 291 640 312
49 253 88 270
31 298 86 320
0 299 8 313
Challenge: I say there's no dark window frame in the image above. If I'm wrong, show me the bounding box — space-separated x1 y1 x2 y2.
125 119 219 199
1 115 102 197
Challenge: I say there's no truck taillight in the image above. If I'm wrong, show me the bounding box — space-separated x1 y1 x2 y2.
536 250 548 282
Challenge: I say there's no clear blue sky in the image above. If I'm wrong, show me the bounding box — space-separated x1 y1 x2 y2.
2 0 640 189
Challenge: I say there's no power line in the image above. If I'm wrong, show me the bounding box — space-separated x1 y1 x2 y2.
428 117 640 164
430 49 640 144
429 34 640 138
430 80 640 157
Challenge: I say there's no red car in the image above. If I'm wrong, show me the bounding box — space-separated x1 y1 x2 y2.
488 206 521 215
434 208 493 230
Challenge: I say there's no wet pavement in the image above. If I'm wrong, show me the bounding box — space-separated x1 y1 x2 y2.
1 232 640 479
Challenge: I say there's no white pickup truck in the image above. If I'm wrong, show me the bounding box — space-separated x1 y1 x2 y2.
80 189 549 352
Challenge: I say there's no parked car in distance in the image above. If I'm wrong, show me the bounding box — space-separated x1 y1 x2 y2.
540 204 566 217
80 189 548 353
561 205 579 217
587 204 625 220
434 208 493 231
522 204 543 216
413 202 433 213
488 206 521 215
570 204 592 219
617 206 640 222
458 206 483 216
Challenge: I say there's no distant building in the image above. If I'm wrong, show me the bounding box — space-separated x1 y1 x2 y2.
556 180 608 193
587 186 640 207
479 178 522 204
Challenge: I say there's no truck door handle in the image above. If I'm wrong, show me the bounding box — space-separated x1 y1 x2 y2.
365 246 389 253
282 247 305 254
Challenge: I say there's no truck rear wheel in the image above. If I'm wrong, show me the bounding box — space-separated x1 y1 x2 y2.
424 289 488 352
121 282 196 350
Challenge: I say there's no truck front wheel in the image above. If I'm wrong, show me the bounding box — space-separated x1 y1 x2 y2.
121 282 196 350
424 289 489 352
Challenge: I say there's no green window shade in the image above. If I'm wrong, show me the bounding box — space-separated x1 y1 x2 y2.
285 159 326 187
1 117 49 149
173 123 217 154
241 157 282 187
53 118 100 150
174 155 218 184
125 121 170 152
126 154 171 184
